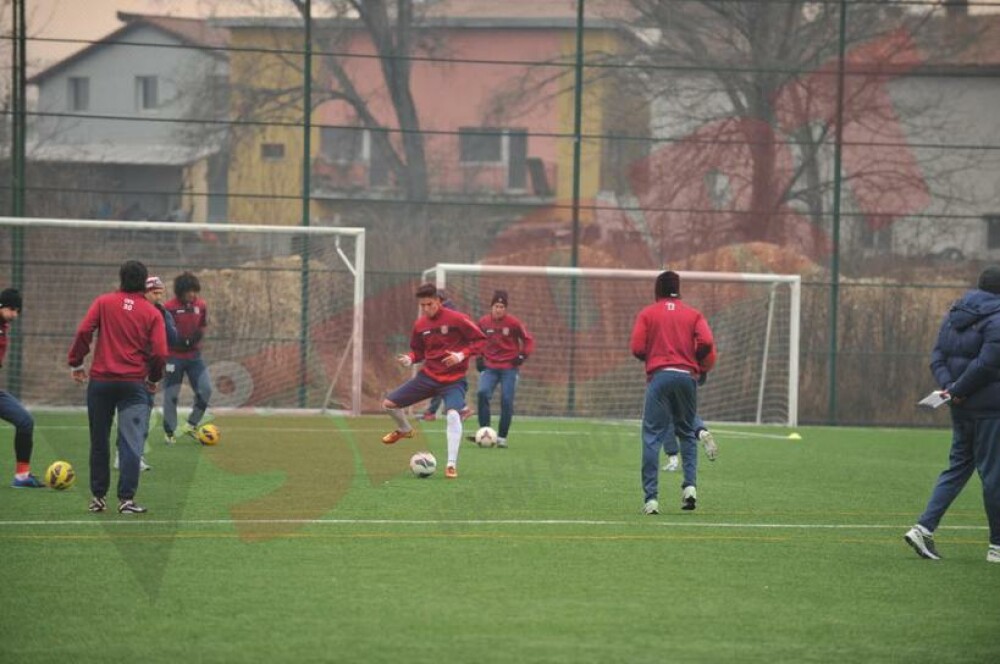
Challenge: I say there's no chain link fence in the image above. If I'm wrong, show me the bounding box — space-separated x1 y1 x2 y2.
3 0 998 425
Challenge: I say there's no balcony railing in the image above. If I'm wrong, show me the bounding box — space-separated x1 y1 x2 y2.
312 157 557 200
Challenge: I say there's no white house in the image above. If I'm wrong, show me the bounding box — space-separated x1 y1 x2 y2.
27 12 229 222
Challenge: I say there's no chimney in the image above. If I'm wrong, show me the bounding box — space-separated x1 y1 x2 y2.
945 0 969 18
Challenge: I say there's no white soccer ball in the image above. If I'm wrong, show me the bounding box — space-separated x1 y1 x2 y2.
475 426 498 447
409 451 437 478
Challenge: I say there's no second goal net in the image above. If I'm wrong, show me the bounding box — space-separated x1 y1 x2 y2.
424 263 800 426
1 217 365 415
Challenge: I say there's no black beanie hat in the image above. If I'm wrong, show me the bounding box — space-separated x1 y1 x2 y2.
978 266 1000 295
655 271 680 299
0 288 22 311
491 290 509 306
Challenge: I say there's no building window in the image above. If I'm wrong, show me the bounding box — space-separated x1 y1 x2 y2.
459 127 503 163
135 76 158 110
859 221 891 251
68 77 89 111
986 215 1000 249
261 143 285 161
321 127 365 163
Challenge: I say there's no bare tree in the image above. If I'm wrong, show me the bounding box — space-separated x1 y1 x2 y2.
181 0 433 205
611 1 1000 261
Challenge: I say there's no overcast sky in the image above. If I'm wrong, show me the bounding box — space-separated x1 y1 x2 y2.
26 0 293 73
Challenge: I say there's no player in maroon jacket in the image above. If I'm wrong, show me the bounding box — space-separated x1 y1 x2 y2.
470 290 534 449
630 271 715 515
162 272 212 444
1 288 46 488
381 283 486 479
68 260 168 514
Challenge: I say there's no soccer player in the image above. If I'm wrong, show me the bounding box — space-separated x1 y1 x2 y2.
381 283 485 479
163 272 212 444
1 288 45 488
904 266 1000 564
470 290 534 449
630 271 715 514
68 260 167 514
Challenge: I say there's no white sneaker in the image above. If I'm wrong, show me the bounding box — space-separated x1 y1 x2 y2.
699 429 718 461
682 486 697 511
642 499 659 515
662 455 679 472
904 525 941 560
497 437 508 449
988 546 1000 564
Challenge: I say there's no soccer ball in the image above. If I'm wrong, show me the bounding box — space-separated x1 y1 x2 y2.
409 451 437 478
475 426 498 447
196 423 221 446
44 460 76 490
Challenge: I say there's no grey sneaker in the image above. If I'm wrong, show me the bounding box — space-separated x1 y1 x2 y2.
497 437 508 449
682 485 697 511
662 455 679 472
118 499 147 514
904 526 941 560
88 496 107 513
987 546 1000 564
642 499 659 515
698 429 718 461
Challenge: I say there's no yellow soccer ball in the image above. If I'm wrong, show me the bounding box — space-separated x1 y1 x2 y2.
45 460 76 490
196 423 221 446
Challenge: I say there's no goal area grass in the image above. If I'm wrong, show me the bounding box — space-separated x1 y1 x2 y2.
1 413 997 663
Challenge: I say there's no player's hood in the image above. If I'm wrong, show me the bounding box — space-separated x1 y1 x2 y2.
948 290 1000 331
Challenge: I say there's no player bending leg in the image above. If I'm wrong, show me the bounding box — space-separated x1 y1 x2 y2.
381 284 485 479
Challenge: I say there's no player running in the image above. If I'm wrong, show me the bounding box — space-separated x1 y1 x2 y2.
631 270 716 514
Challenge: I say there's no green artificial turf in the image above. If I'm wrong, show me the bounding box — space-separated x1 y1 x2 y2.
1 414 998 663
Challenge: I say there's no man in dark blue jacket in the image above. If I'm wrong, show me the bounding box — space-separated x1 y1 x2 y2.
905 266 1000 564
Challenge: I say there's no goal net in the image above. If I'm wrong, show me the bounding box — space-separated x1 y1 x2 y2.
424 263 800 426
0 217 365 415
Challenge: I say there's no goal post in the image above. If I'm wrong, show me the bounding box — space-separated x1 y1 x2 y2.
423 263 800 427
0 216 365 415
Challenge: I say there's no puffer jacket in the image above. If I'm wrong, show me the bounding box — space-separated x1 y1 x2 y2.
930 288 1000 414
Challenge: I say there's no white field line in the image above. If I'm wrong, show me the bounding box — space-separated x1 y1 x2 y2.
31 426 799 442
0 518 985 531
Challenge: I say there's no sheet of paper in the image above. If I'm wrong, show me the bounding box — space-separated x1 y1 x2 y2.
917 390 951 409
